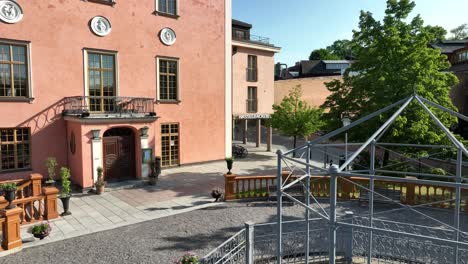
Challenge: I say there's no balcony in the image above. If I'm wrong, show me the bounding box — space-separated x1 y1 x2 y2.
246 99 258 113
233 34 273 47
246 68 258 82
62 96 156 119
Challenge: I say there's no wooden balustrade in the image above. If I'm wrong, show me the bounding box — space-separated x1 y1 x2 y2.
224 173 468 211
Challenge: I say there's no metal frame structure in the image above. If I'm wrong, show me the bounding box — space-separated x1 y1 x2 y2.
276 95 468 263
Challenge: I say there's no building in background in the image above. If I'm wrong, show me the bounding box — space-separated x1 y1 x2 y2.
0 0 230 188
231 19 280 151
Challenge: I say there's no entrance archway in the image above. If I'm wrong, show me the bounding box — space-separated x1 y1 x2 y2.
103 127 136 180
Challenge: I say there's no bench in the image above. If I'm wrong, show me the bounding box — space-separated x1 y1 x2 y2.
358 186 402 207
268 184 305 203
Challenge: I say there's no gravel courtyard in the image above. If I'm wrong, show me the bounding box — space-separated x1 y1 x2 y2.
0 201 306 264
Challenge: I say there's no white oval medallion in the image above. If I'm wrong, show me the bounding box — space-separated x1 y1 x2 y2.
0 0 23 24
90 16 112 37
160 28 176 46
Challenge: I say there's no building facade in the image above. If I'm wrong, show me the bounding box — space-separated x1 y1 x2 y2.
231 20 280 151
0 0 232 188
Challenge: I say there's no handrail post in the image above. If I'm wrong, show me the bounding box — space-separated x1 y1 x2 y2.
30 173 43 197
368 140 376 264
2 207 23 250
224 173 237 200
43 186 59 220
453 148 462 264
329 164 339 264
344 211 354 263
305 144 311 263
245 221 255 264
276 150 283 264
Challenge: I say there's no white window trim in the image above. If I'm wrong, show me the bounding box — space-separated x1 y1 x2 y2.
83 49 119 97
156 56 181 102
155 0 179 16
0 39 33 100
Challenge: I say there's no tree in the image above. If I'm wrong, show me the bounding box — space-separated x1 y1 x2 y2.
270 85 323 157
326 39 354 59
322 0 458 148
309 48 340 60
449 23 468 40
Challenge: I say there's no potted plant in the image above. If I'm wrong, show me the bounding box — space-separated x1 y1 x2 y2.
30 222 52 240
0 183 17 209
225 157 234 175
95 167 106 195
45 157 58 186
148 157 161 186
174 252 200 264
59 167 72 216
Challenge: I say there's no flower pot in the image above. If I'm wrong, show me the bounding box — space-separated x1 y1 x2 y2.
226 160 233 174
60 196 72 216
96 185 105 195
33 233 49 240
149 177 158 186
3 190 16 209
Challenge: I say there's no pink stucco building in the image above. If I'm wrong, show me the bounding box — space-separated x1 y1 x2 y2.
231 20 280 150
0 0 233 188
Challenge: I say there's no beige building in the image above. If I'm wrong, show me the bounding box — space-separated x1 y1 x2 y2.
231 20 280 150
274 76 339 108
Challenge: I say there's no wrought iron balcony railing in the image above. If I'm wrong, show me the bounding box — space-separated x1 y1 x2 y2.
62 96 155 117
247 99 258 113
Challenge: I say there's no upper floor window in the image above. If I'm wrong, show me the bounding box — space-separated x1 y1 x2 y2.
247 86 258 113
157 0 178 16
247 55 257 82
0 42 30 99
0 127 31 172
157 57 179 102
456 50 468 63
85 50 117 112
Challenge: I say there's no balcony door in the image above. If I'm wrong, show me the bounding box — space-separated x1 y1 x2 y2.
87 52 116 112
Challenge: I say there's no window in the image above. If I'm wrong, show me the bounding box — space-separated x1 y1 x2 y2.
247 86 257 113
158 57 179 101
0 43 30 98
0 128 31 172
161 123 179 167
87 51 116 112
247 55 257 82
157 0 178 16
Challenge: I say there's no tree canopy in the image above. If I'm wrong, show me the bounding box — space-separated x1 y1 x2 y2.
326 39 355 60
321 0 458 146
309 48 340 60
270 85 323 156
449 23 468 40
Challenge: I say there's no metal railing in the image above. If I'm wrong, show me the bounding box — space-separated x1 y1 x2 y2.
246 99 258 113
233 34 271 45
62 96 155 116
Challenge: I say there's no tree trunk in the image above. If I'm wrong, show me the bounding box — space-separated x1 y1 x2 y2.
383 149 390 167
293 136 297 158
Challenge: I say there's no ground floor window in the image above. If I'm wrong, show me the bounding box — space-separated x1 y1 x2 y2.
161 123 179 167
0 127 31 172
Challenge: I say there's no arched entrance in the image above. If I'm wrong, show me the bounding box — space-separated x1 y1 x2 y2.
103 127 136 180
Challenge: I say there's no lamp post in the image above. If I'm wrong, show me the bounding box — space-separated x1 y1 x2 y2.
341 115 351 170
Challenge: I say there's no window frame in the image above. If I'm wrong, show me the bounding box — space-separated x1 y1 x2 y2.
0 127 32 173
247 55 258 82
154 0 179 18
0 39 33 102
247 86 258 113
86 0 116 6
83 49 119 112
160 123 180 167
156 56 181 103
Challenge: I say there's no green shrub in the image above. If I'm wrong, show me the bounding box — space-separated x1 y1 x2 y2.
45 157 58 181
60 167 72 197
0 183 17 192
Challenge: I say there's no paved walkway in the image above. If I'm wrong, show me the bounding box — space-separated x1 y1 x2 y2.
14 149 278 253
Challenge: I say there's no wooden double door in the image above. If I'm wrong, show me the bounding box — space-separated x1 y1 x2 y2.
103 128 135 180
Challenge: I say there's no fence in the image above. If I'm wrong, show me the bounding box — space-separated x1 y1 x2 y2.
224 173 468 211
0 173 59 250
201 216 468 264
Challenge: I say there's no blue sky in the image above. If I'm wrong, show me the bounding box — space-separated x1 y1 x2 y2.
232 0 468 66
